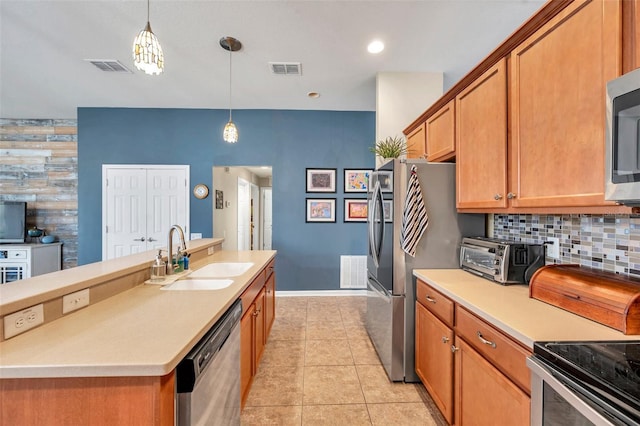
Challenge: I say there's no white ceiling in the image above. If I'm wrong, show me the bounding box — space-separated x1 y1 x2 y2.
0 0 545 119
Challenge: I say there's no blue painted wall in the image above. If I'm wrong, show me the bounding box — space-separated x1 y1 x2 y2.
78 108 375 291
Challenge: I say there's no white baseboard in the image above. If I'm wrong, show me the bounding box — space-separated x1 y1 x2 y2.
277 289 367 297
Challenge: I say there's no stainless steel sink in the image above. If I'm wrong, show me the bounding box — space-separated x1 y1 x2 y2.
160 279 234 291
188 262 254 278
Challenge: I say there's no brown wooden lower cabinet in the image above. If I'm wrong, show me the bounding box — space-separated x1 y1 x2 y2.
0 373 175 426
454 338 530 426
240 261 276 408
415 279 530 425
415 302 455 424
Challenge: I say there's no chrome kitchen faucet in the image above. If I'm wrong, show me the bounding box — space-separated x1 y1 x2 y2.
167 225 187 275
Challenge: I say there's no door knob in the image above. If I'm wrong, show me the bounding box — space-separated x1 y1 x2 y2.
147 237 156 242
494 194 503 200
507 192 517 199
133 237 146 241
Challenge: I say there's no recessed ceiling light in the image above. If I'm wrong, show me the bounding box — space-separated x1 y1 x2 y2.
307 92 320 98
367 40 384 54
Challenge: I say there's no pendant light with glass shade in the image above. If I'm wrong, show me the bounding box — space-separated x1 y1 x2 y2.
132 0 164 75
220 37 241 143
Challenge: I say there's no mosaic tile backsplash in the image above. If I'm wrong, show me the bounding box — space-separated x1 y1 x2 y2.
492 214 640 280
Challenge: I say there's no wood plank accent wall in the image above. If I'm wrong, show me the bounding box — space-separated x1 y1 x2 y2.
0 119 78 269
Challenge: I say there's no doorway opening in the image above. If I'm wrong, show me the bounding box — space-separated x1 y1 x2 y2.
212 166 272 251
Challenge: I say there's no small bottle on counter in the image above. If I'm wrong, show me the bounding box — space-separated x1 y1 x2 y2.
150 250 166 283
173 255 184 273
183 253 190 270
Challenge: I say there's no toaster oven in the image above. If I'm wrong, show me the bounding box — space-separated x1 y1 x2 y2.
460 237 545 284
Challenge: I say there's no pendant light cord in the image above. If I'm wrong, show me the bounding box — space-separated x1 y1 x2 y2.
147 0 150 23
228 40 233 122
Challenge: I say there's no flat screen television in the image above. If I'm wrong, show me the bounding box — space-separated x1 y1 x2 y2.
0 201 27 243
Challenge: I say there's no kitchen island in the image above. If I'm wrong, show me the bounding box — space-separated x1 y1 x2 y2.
0 240 276 425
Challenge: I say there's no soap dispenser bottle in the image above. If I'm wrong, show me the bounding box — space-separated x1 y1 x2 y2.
150 250 166 283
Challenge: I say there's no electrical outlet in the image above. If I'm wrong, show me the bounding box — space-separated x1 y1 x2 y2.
207 246 214 255
62 289 90 314
190 233 202 240
547 237 560 260
4 304 44 339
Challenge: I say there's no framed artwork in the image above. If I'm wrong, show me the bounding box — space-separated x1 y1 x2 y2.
306 168 336 193
306 198 336 222
344 169 372 193
344 199 368 222
215 190 224 209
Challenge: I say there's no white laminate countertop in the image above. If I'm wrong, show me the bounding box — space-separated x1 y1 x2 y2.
413 269 640 349
0 249 276 379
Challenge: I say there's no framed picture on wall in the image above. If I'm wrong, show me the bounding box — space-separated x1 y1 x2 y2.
306 168 336 193
306 198 336 222
344 199 368 222
215 190 224 209
344 169 372 193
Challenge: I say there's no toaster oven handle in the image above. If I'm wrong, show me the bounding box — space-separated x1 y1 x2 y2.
461 243 496 253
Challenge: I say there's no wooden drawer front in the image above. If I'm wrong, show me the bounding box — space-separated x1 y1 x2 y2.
455 306 531 394
265 258 275 279
416 279 454 327
240 270 266 314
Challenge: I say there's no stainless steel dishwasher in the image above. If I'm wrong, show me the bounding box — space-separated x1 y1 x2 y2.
176 299 242 426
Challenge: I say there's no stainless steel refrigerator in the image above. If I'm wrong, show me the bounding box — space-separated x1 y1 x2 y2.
366 159 485 382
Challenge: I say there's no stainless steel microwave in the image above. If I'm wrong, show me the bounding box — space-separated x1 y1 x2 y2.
605 67 640 206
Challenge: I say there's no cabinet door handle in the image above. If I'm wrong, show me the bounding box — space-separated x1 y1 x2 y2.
133 237 146 242
425 295 436 304
451 345 459 353
494 194 503 200
441 336 450 344
147 237 157 242
477 331 497 349
507 192 517 199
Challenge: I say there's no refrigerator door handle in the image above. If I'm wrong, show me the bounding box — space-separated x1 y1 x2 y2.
368 276 391 301
369 180 385 268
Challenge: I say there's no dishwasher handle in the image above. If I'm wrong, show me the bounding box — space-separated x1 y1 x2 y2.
176 299 243 393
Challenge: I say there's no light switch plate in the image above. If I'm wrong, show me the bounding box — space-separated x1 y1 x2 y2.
547 237 560 260
190 233 202 240
63 289 90 314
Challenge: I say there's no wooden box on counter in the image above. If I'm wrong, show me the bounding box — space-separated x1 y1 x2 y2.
529 265 640 334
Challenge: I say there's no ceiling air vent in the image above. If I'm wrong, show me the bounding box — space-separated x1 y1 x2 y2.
269 62 302 76
85 59 132 73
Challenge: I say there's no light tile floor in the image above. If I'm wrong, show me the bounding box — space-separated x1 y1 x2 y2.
241 296 448 426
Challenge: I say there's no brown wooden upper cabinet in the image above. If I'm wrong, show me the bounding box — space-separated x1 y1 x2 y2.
508 0 621 208
456 59 508 209
426 99 456 162
405 0 640 213
406 122 426 159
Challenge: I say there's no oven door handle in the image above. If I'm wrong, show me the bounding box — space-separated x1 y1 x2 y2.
527 356 633 426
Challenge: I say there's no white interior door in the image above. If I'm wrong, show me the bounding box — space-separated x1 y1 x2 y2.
262 188 272 250
147 168 188 252
104 168 147 259
103 165 189 260
250 183 259 250
237 178 250 251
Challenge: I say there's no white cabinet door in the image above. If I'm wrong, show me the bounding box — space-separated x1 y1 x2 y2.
103 165 189 260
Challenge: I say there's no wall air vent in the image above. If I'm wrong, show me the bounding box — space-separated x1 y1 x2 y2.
269 62 302 76
85 59 132 73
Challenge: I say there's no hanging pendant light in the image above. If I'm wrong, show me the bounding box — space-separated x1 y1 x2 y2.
132 0 164 75
220 36 241 143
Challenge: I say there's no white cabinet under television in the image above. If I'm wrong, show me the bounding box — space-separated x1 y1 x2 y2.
0 243 62 284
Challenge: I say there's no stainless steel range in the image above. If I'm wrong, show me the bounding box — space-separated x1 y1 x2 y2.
528 341 640 426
